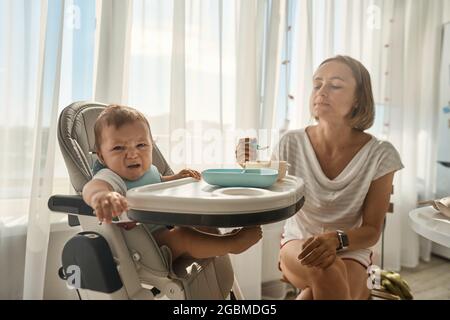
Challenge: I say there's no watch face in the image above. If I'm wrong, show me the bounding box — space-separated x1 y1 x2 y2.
341 232 349 247
337 230 349 249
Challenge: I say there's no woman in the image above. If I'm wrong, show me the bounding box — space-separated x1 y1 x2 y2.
275 55 403 299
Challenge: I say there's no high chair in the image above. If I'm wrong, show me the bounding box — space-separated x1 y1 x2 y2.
48 101 235 300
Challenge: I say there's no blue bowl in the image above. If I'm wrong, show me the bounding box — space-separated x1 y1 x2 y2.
202 168 279 188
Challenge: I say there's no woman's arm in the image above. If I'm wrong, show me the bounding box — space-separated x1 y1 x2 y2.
298 172 395 269
345 171 395 250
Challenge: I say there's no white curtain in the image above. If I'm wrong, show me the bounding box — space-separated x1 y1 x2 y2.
286 0 450 271
94 0 132 103
0 0 286 300
22 0 65 299
0 0 96 299
386 0 448 269
125 0 285 174
0 0 63 300
0 0 41 299
124 0 286 299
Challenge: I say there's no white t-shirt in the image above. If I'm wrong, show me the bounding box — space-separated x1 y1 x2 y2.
273 128 404 242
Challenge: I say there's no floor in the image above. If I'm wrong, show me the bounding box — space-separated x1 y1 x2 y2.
399 254 450 300
279 254 450 300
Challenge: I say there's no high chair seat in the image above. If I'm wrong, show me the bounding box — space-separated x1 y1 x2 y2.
49 101 235 299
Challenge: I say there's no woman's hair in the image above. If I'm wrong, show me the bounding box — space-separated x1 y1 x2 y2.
315 55 375 131
94 104 152 151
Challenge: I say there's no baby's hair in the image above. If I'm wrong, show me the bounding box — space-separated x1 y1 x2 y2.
94 104 153 151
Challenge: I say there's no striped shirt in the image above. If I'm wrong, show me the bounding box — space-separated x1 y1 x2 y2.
273 128 404 239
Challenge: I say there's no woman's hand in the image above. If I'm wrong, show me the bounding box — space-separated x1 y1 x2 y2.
175 168 201 180
91 191 129 224
297 232 340 269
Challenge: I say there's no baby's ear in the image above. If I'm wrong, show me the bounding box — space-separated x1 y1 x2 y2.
96 151 105 164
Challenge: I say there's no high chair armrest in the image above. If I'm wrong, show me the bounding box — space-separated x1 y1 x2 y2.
48 194 94 216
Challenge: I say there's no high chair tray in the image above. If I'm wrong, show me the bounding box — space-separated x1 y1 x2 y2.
126 175 305 227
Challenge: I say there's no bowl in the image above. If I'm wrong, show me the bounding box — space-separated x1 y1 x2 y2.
243 160 289 181
202 168 279 188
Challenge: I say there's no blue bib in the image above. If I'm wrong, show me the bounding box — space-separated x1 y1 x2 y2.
92 160 161 189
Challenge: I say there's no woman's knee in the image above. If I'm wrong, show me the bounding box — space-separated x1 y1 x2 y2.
279 245 290 266
278 244 311 289
307 257 348 283
279 241 303 266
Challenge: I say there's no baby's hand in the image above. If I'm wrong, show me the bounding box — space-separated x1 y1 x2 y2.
176 169 201 180
91 191 129 224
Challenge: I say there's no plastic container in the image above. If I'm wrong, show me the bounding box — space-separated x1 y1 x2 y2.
202 168 279 188
243 161 289 181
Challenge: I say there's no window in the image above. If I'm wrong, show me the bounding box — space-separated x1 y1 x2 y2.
0 1 96 218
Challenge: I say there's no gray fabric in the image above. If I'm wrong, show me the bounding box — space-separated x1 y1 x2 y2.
171 254 234 299
120 224 171 278
58 101 104 193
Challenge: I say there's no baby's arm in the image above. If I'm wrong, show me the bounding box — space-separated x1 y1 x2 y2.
82 179 129 224
161 168 201 182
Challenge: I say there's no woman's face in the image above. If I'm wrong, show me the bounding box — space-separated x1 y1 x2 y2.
310 61 357 125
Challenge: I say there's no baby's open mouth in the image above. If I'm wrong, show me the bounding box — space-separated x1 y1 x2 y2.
127 164 141 169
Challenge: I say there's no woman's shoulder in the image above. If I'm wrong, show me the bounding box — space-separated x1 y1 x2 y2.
276 129 308 153
279 128 307 143
368 136 403 169
369 136 400 155
367 136 404 179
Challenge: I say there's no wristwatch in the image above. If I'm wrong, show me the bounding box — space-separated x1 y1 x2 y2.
336 230 349 251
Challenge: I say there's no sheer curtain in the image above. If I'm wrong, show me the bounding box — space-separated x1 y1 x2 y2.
0 0 43 300
125 0 286 299
0 0 65 299
22 0 65 299
386 0 448 269
124 0 285 173
0 0 96 299
0 0 285 300
285 0 450 271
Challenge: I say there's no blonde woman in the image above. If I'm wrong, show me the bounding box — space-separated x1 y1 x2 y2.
275 56 403 299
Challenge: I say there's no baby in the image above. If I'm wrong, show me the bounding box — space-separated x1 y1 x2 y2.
82 105 262 261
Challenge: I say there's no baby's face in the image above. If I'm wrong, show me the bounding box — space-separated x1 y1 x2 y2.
98 120 152 181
